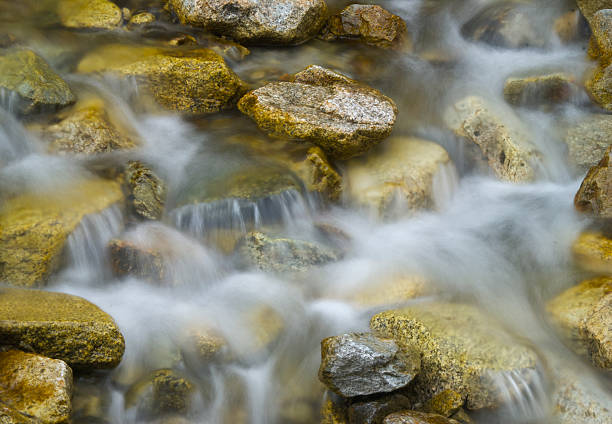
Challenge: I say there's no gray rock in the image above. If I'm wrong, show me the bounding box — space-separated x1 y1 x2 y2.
238 65 397 160
565 114 612 173
319 332 420 397
168 0 328 45
348 394 412 424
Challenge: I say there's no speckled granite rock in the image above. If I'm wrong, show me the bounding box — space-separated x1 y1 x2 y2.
125 161 166 221
564 114 612 173
575 145 612 219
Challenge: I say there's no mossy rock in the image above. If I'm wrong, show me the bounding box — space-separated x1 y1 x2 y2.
57 0 123 30
0 288 125 369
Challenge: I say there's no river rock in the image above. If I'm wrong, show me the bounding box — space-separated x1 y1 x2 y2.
0 350 73 424
576 0 612 26
590 9 612 57
503 73 578 107
572 232 612 273
235 231 340 273
125 161 166 221
125 369 195 417
0 49 75 114
348 394 412 424
423 390 464 418
551 368 612 424
0 404 33 424
575 144 612 219
77 44 246 114
238 65 398 160
547 277 612 369
57 0 123 30
370 302 539 410
320 4 409 50
384 411 460 424
345 137 452 217
554 9 585 43
109 238 165 282
167 0 327 45
319 332 420 397
0 179 123 287
585 61 612 110
444 96 539 182
564 114 612 173
128 12 155 29
0 287 125 369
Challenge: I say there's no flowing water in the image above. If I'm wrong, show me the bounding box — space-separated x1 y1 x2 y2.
1 0 611 423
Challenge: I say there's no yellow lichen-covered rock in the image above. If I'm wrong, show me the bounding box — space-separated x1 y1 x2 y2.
586 59 612 111
0 179 124 287
125 369 195 416
574 144 612 219
77 44 246 114
0 403 33 424
238 65 397 160
345 137 453 217
370 303 539 410
547 277 612 370
0 49 75 115
127 12 155 29
321 395 349 424
564 114 612 173
124 161 166 220
423 390 465 418
572 232 612 274
590 9 612 58
57 0 122 30
444 96 540 182
0 288 125 369
0 350 73 424
576 0 612 26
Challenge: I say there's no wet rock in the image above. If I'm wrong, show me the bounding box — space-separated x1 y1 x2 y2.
590 9 612 57
238 65 397 160
0 49 75 115
77 44 246 114
551 368 611 424
585 61 612 110
461 1 543 49
321 394 349 424
576 0 612 26
325 275 429 308
167 0 328 45
57 0 123 30
320 4 409 50
444 96 539 182
128 12 155 29
0 350 72 424
236 231 339 273
0 287 125 369
370 302 539 410
503 73 578 107
71 380 110 424
125 161 166 221
0 179 123 287
423 390 464 418
0 404 33 424
564 114 612 173
572 232 612 274
125 369 195 417
554 10 586 43
319 332 420 397
109 238 165 282
547 277 612 370
345 137 452 217
348 393 412 424
384 411 460 424
575 145 612 220
182 326 228 363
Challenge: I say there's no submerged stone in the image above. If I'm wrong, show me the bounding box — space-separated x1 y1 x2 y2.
238 65 397 160
320 4 409 49
585 61 612 110
370 303 539 410
125 369 195 417
575 145 612 220
0 49 75 115
0 179 123 287
551 367 611 424
383 411 460 424
77 44 246 114
0 350 73 424
503 73 578 107
564 114 612 173
0 288 125 369
572 232 612 274
109 238 165 282
167 0 328 45
319 332 420 397
57 0 123 30
125 161 166 221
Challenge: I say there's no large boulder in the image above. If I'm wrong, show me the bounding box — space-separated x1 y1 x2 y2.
238 65 397 160
0 179 124 287
57 0 123 30
167 0 328 45
564 114 612 173
345 137 453 217
574 145 612 219
444 96 540 182
370 303 539 410
0 287 125 369
320 4 409 50
0 350 73 424
0 49 75 114
572 232 612 274
547 277 612 370
319 332 420 398
503 73 578 107
384 411 460 424
585 61 612 110
77 44 246 114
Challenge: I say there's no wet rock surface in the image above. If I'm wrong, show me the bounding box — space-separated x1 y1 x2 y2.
320 4 409 49
77 44 246 114
57 0 123 30
319 332 420 397
572 231 612 274
576 0 612 26
551 367 611 424
564 114 612 173
109 238 165 282
590 9 612 57
370 302 539 410
125 161 166 221
575 145 612 219
125 369 195 417
0 350 73 424
383 411 460 424
0 49 75 115
0 287 125 369
503 73 578 107
167 0 328 45
238 65 397 160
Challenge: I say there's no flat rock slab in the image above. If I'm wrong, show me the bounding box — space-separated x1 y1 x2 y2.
319 332 420 397
238 65 397 160
370 302 539 410
0 350 73 424
0 288 125 369
168 0 328 45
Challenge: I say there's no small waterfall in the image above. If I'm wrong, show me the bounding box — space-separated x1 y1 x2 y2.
490 366 549 423
0 106 38 167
